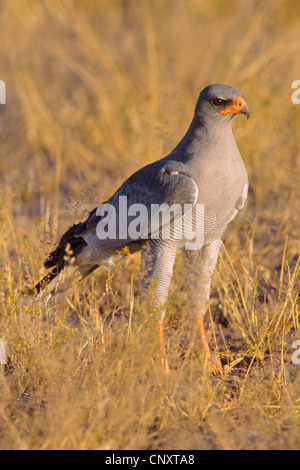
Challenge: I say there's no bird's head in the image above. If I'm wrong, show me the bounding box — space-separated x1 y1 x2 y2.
195 84 249 125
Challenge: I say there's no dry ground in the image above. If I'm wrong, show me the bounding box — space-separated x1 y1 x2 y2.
0 0 300 450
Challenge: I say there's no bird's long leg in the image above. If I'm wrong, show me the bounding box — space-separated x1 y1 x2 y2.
140 241 178 373
184 239 221 365
195 314 211 360
158 319 170 373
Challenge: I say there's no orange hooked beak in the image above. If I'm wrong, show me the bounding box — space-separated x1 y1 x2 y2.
220 96 250 119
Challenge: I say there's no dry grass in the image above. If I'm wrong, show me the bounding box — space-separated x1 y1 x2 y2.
0 0 300 450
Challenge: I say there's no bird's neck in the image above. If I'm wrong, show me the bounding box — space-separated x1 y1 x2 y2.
169 114 236 162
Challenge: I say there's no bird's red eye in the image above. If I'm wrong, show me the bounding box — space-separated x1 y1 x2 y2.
212 98 226 107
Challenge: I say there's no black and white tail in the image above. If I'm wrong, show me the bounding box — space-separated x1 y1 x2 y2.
26 208 99 303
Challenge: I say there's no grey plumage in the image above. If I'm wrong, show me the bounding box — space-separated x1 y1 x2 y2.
31 84 249 369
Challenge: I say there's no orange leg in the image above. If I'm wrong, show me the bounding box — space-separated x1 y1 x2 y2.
195 315 211 362
195 315 223 374
158 320 170 373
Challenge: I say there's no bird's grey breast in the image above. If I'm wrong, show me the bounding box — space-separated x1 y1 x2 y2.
190 137 247 215
178 132 248 242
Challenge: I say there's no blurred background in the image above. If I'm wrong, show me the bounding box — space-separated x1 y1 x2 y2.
0 0 299 450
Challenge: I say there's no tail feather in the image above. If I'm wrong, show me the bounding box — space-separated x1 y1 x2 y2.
25 203 139 303
32 267 61 295
43 206 99 271
30 211 96 296
44 224 88 270
32 238 87 295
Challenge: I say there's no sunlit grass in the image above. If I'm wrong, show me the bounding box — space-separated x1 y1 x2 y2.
0 0 299 450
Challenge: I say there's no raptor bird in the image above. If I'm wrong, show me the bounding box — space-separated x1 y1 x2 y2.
31 84 249 371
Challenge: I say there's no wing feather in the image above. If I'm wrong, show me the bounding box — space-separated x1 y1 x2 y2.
75 160 198 248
